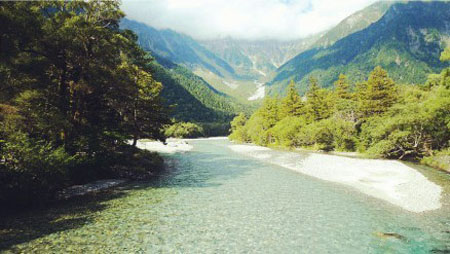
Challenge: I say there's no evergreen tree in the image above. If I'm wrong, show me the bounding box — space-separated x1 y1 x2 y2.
358 66 397 118
334 74 351 100
305 77 332 121
258 97 281 129
334 74 356 121
280 80 304 118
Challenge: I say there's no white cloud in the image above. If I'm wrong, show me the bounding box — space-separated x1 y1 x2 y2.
121 0 378 40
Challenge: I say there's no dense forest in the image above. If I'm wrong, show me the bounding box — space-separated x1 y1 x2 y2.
0 1 171 207
230 48 450 170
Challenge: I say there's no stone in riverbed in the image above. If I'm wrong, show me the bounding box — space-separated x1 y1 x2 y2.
374 232 406 241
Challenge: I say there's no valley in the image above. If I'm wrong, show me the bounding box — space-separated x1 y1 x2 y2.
1 1 450 253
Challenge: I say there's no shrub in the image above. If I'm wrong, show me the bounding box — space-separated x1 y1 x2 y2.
0 133 76 207
164 122 204 138
270 117 307 147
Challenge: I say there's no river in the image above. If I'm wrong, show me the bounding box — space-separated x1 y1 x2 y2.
1 139 450 253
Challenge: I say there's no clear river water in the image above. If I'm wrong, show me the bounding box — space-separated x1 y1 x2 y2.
1 139 450 253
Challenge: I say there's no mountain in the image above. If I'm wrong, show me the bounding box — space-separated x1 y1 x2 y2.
120 19 236 79
149 61 242 123
313 1 392 48
120 19 254 133
120 19 262 101
269 1 450 95
200 35 322 81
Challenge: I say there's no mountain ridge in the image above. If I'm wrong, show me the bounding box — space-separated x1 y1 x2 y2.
269 1 450 95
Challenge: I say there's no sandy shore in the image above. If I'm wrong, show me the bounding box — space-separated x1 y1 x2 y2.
136 139 193 154
229 144 442 213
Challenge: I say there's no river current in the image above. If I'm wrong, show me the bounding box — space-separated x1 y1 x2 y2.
2 139 450 253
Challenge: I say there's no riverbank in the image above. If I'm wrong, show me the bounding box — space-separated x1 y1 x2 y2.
136 137 228 154
135 139 194 153
1 138 449 253
228 144 442 213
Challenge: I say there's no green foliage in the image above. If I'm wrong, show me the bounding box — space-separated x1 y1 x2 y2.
421 149 450 172
304 77 334 121
228 113 249 142
0 1 169 207
293 118 356 152
164 122 204 138
269 2 449 94
357 66 397 118
269 116 307 147
231 64 450 163
279 81 304 119
359 85 450 159
440 47 450 62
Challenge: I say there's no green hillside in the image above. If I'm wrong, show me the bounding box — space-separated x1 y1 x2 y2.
148 61 245 123
120 19 236 79
269 1 450 95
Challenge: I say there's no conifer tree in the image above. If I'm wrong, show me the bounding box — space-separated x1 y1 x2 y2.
280 80 304 118
305 76 331 121
334 74 356 121
358 66 397 118
334 74 351 100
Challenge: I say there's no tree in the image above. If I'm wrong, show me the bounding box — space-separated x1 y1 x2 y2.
358 66 397 118
279 80 304 119
0 1 169 206
230 113 247 132
334 74 357 122
440 47 450 62
305 76 333 121
229 113 249 142
334 74 351 100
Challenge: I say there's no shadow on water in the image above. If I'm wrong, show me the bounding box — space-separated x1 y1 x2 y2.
0 146 253 251
0 191 119 251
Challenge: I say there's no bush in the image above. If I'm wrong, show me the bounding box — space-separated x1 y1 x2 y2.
421 149 450 172
164 122 204 138
0 133 76 207
293 118 356 151
270 116 307 147
359 86 450 159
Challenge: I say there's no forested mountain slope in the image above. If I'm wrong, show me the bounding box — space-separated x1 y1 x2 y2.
120 19 236 79
148 61 245 124
269 1 450 95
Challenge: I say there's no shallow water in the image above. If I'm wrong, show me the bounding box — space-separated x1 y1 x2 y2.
1 139 450 253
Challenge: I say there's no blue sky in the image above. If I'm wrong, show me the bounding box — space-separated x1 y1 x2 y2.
121 0 379 40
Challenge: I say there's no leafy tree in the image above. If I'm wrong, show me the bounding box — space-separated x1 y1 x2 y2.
269 116 307 147
229 113 249 142
359 86 450 159
164 122 204 138
0 1 169 206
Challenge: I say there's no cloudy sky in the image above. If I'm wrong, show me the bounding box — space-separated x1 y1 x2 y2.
121 0 379 40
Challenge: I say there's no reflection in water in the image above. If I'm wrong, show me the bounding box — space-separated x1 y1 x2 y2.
1 139 449 253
